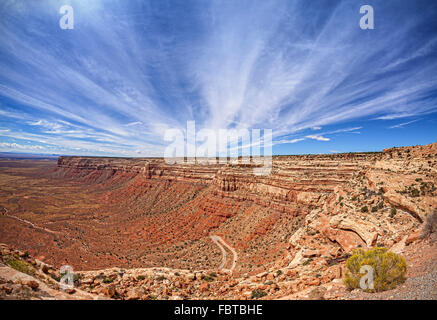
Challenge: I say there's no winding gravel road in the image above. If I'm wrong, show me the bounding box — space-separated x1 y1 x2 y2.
1 207 57 235
210 235 238 272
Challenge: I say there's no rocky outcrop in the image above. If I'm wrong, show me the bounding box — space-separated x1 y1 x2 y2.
0 244 105 300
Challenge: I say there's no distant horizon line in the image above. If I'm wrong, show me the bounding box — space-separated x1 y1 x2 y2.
1 141 435 159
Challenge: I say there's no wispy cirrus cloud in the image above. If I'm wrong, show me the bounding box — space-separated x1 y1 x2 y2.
306 135 330 142
0 142 44 151
0 0 436 156
389 119 420 129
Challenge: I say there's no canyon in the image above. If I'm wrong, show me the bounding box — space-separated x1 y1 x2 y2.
0 142 436 299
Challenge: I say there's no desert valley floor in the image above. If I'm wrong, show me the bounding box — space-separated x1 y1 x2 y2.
0 143 436 300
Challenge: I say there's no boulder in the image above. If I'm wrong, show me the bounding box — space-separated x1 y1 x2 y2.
100 284 116 298
302 249 320 258
329 214 379 248
198 282 209 292
406 229 421 245
23 280 39 291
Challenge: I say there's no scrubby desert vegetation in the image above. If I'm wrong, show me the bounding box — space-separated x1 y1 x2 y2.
344 247 407 292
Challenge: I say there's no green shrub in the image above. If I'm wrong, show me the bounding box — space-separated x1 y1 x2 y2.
361 206 368 213
251 289 267 299
343 247 407 292
371 206 378 213
73 273 82 284
410 188 420 197
203 275 215 282
302 258 312 266
5 257 35 276
50 273 61 282
390 208 397 217
102 277 114 284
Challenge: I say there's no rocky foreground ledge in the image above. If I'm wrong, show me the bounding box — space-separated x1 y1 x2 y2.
1 226 436 300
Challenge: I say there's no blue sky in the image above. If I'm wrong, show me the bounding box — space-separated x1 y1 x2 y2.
0 0 436 156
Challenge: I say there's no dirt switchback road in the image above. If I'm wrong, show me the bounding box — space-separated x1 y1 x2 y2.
210 235 238 272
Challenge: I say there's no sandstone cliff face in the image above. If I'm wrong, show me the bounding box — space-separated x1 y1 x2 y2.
56 152 376 214
56 156 220 184
54 143 436 263
56 143 436 220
